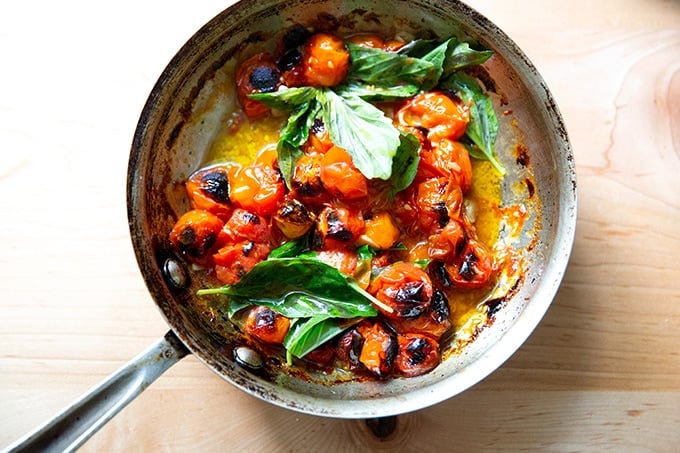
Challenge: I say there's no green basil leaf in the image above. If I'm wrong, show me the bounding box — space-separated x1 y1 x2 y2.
443 42 493 75
277 100 321 187
388 132 421 197
346 42 440 87
249 86 318 110
420 39 452 90
441 72 505 174
397 39 441 58
283 316 350 360
319 89 401 180
336 82 419 101
199 258 379 319
268 236 309 259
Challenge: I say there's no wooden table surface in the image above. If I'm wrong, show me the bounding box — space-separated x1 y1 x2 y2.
1 0 679 451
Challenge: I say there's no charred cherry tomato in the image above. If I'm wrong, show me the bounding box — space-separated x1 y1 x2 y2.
304 120 334 154
236 53 281 118
302 33 350 87
303 342 336 367
446 238 495 289
185 164 240 219
427 219 465 261
415 178 464 234
313 206 365 250
291 153 327 204
387 289 451 340
320 146 368 200
230 165 285 216
396 91 470 142
244 305 290 345
169 210 224 265
368 262 434 320
356 321 398 378
273 198 315 239
358 211 401 250
417 139 473 192
393 333 441 378
213 241 271 285
219 208 271 245
336 327 364 371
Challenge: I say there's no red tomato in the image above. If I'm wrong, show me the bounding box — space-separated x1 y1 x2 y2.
313 206 365 250
414 178 464 234
219 208 271 245
417 139 473 192
368 262 434 320
213 241 271 285
393 333 441 378
396 91 470 142
446 238 495 289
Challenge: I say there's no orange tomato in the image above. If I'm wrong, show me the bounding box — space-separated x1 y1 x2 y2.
396 91 470 142
313 205 365 250
358 211 401 250
185 164 241 219
218 208 271 245
417 139 473 192
244 305 290 345
446 238 495 289
169 209 224 266
356 321 397 378
230 165 285 216
302 33 350 87
320 146 368 200
414 177 464 234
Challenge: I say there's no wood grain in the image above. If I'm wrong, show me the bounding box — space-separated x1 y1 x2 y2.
1 0 679 451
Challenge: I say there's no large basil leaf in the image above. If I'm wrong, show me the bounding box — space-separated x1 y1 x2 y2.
249 86 318 110
199 258 379 319
319 89 401 180
443 42 494 75
277 100 321 187
441 71 504 174
388 132 421 197
283 317 351 360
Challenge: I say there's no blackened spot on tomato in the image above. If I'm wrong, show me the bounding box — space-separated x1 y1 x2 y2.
348 330 363 365
406 338 428 365
243 212 260 224
249 66 280 93
428 260 452 290
384 334 398 370
200 172 230 203
242 241 255 257
458 252 479 281
311 118 325 135
278 49 302 71
394 282 426 304
255 308 276 329
434 202 449 227
178 227 196 247
430 289 450 322
325 210 353 241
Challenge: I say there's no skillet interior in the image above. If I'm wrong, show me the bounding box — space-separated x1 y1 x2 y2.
127 0 576 418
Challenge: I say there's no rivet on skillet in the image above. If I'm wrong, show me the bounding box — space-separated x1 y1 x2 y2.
234 346 264 370
163 258 189 289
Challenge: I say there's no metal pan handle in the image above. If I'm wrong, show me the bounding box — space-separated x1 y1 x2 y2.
3 330 189 453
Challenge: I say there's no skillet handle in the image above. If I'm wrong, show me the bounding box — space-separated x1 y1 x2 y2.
3 330 189 453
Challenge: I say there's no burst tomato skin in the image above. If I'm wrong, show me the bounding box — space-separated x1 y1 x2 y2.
301 33 350 87
230 165 285 217
368 262 434 320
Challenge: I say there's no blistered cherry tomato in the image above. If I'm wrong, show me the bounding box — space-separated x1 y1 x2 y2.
446 238 495 289
356 321 398 378
314 249 358 276
236 53 281 118
313 206 365 250
414 178 463 234
185 164 241 219
320 146 368 200
417 139 473 192
302 33 350 87
230 165 285 216
368 262 434 320
427 219 465 261
393 333 441 378
387 289 451 340
244 305 290 345
213 241 271 285
396 91 470 142
219 208 271 245
291 153 327 204
169 210 224 265
273 198 315 239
